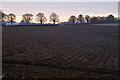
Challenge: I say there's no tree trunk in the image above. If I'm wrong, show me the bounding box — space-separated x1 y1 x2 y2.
53 21 55 24
87 19 89 23
11 22 13 26
27 22 29 25
73 21 75 23
40 19 42 24
40 21 42 24
80 20 82 24
11 18 13 26
11 21 12 26
11 21 13 26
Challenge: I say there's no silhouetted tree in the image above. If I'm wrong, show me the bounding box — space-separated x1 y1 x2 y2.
0 11 9 25
8 13 16 25
98 16 107 23
68 15 77 23
20 20 24 23
36 13 47 24
106 14 115 23
22 13 33 24
78 14 84 24
85 15 90 23
100 16 106 21
50 12 59 24
0 11 8 21
90 16 98 23
96 16 101 21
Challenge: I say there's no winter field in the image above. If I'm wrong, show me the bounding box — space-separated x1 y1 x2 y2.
2 24 119 79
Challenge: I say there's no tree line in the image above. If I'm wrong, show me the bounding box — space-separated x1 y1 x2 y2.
68 14 118 24
0 11 60 25
0 10 119 25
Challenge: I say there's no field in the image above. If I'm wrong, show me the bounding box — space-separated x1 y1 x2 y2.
2 24 119 79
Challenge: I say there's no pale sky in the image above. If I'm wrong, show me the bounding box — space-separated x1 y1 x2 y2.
1 0 120 2
1 2 118 23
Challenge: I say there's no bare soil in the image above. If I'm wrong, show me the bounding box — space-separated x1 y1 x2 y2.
2 24 119 79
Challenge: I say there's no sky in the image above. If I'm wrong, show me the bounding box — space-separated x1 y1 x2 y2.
1 2 118 23
1 0 120 2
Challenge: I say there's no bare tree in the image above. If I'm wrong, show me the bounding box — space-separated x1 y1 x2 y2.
68 15 77 23
100 16 106 21
85 15 90 23
22 13 33 24
8 13 16 25
50 12 59 24
78 14 84 24
36 13 47 24
0 11 9 25
0 11 8 21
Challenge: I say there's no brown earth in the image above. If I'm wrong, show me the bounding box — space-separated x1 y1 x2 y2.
2 24 119 79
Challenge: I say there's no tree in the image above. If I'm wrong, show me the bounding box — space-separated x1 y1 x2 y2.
36 13 47 24
22 13 33 24
107 14 115 23
100 16 106 21
0 11 9 25
96 16 101 20
68 15 77 23
85 15 90 23
8 13 16 25
90 16 98 23
50 12 59 24
0 11 8 21
78 14 84 24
